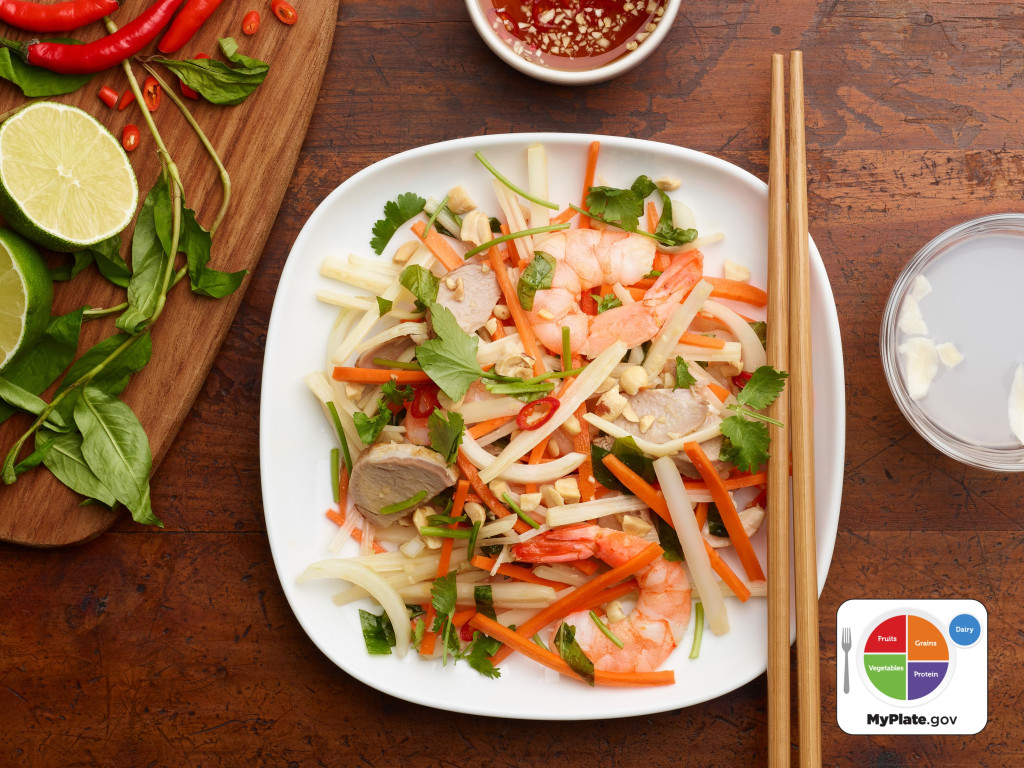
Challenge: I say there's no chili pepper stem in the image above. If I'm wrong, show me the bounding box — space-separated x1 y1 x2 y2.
138 60 232 236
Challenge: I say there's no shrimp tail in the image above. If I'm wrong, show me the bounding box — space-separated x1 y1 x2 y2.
512 523 599 563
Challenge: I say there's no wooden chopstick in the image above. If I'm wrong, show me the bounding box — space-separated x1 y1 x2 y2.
766 52 791 768
787 50 822 768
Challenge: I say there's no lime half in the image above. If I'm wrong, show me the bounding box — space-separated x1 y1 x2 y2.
0 228 53 372
0 102 138 253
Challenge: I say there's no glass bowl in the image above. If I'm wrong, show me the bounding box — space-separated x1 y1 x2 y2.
880 213 1024 471
465 0 681 86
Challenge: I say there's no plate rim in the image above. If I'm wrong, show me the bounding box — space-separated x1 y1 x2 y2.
260 132 846 719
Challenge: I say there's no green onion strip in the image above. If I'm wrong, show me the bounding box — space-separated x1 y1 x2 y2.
380 490 428 515
588 610 625 649
330 448 340 503
463 222 570 259
502 492 540 529
326 401 353 472
475 151 559 210
689 602 705 659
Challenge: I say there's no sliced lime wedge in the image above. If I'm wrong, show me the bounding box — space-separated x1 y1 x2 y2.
0 227 53 371
0 101 138 253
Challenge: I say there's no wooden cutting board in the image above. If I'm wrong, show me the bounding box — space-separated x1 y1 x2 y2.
0 0 338 546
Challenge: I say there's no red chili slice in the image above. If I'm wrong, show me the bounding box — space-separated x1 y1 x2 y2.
142 75 162 111
410 384 440 419
117 89 135 111
516 397 559 431
731 371 753 389
121 124 140 152
97 85 118 108
242 9 259 34
270 0 297 25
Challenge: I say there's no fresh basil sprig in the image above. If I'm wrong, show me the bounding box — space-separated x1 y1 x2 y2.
151 37 268 106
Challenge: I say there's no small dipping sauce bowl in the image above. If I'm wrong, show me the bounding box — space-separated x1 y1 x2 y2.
880 214 1024 471
466 0 681 85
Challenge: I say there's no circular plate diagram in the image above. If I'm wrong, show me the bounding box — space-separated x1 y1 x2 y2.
862 613 953 703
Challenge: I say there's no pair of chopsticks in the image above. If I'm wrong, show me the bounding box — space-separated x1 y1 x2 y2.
766 52 820 768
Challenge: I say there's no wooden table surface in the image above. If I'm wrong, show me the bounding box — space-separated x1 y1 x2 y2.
4 2 1023 765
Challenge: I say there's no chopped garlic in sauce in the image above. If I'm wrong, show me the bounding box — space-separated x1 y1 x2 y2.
897 295 929 336
899 336 939 400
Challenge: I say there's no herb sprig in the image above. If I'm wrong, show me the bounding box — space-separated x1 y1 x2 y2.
719 365 789 471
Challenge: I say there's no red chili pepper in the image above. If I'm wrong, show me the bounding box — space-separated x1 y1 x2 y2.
117 89 135 111
731 371 753 389
270 0 296 25
178 51 207 99
0 0 119 33
97 85 118 108
142 75 161 111
121 124 140 152
157 0 227 53
0 0 186 75
410 384 440 419
241 9 259 35
516 397 560 431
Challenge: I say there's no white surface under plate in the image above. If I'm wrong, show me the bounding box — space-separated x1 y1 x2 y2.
260 133 845 720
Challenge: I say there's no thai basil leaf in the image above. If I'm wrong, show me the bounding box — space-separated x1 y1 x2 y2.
87 234 131 289
654 515 684 562
652 190 697 247
706 504 728 538
0 376 67 429
400 264 439 307
175 201 245 298
74 387 159 526
516 251 556 311
117 178 172 333
150 37 268 106
52 332 152 423
0 308 83 424
359 609 397 655
49 251 94 282
0 39 91 97
37 428 117 507
554 622 595 686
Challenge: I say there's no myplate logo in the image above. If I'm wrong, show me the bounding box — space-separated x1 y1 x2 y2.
836 599 987 735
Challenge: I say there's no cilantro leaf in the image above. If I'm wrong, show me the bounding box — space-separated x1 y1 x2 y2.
430 570 458 630
428 409 464 466
631 175 658 199
353 401 390 444
674 357 697 389
381 379 414 408
591 292 622 313
371 192 426 255
416 305 482 401
399 264 439 308
591 435 655 494
517 251 556 311
585 184 644 230
719 415 771 472
554 622 595 686
735 365 788 410
749 320 768 347
465 634 502 678
652 190 697 247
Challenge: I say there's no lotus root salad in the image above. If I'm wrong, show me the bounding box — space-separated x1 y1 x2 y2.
300 141 787 687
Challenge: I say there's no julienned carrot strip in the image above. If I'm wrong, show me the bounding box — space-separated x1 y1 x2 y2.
470 613 674 687
684 441 765 581
331 367 431 384
411 220 463 272
704 276 769 307
572 558 600 576
470 555 565 589
457 450 531 534
452 608 477 628
325 508 387 553
578 140 600 229
695 501 708 530
580 577 639 610
573 399 596 502
686 471 767 492
490 319 506 339
490 541 663 664
632 277 656 290
653 252 672 272
487 246 546 377
437 480 470 578
420 609 438 656
551 207 576 225
599 454 751 602
678 332 727 349
468 415 515 439
646 200 658 232
707 382 731 402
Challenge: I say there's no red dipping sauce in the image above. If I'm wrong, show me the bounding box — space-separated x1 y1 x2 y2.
482 0 668 71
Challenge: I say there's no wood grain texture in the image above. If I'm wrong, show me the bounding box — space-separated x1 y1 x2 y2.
0 0 339 546
3 1 1024 765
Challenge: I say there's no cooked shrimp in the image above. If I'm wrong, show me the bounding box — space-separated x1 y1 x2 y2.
527 229 704 359
512 523 691 673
